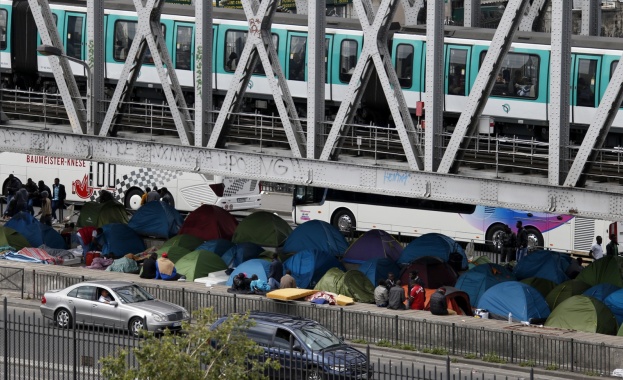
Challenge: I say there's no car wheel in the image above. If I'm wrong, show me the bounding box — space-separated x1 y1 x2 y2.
124 188 144 210
485 223 506 252
55 308 72 329
306 367 323 380
129 317 145 337
332 209 356 234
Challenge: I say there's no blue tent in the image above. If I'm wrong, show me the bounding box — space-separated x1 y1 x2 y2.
478 282 550 322
222 243 264 267
128 201 183 239
604 289 623 325
583 283 621 303
513 250 570 284
101 223 146 258
283 220 348 256
343 229 403 264
283 249 345 289
226 259 271 286
397 233 467 270
196 239 235 256
455 264 516 307
357 258 401 288
6 212 66 249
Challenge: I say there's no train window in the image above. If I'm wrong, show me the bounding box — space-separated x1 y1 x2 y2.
448 49 467 96
0 10 7 50
289 36 307 81
224 30 278 74
175 26 193 70
66 15 84 60
577 59 597 107
339 39 358 83
395 44 414 88
480 51 539 99
113 20 166 64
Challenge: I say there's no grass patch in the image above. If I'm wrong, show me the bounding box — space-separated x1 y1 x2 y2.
463 353 478 360
545 364 559 371
583 370 600 376
519 360 536 368
351 339 368 344
451 358 458 363
422 347 448 355
376 340 392 348
395 344 416 351
482 353 507 364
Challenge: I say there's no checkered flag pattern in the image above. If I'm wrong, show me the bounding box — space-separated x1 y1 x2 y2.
89 168 181 201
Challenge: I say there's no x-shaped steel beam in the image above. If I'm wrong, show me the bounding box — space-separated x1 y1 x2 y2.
207 0 306 158
99 0 193 146
320 0 423 170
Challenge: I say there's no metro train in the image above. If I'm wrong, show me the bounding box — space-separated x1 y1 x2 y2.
2 0 623 145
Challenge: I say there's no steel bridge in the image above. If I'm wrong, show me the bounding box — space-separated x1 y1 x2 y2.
1 0 623 221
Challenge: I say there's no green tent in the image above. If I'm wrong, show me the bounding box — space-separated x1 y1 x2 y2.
545 279 591 310
0 227 30 251
175 250 227 282
232 211 292 247
337 270 375 304
576 256 623 287
156 234 204 263
77 200 129 227
520 277 558 299
617 323 623 336
545 295 618 335
315 268 345 294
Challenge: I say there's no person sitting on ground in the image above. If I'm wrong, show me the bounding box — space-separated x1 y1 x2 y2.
387 280 406 310
279 269 297 289
409 270 425 291
374 279 389 307
409 280 425 310
99 289 112 304
139 252 158 279
90 228 104 252
155 252 183 281
232 272 252 291
385 272 396 292
268 253 283 290
146 187 160 203
159 187 175 208
249 274 271 293
430 287 457 316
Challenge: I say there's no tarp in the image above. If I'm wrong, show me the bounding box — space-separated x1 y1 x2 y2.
18 247 62 265
342 229 403 264
455 263 516 307
221 243 265 267
283 220 348 257
6 212 66 249
284 249 345 289
546 295 618 335
175 250 228 282
233 211 292 247
0 227 30 251
520 277 558 299
604 289 623 325
101 224 145 258
424 287 474 316
513 250 570 284
178 205 238 241
226 259 271 286
128 201 183 238
196 239 235 256
157 234 204 258
358 258 400 288
545 279 591 310
77 200 128 227
583 283 621 303
478 282 550 322
399 256 458 289
398 233 467 271
576 256 623 287
105 257 139 273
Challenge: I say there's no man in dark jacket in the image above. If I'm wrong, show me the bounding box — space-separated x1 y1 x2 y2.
515 221 529 262
37 180 51 208
387 280 406 310
607 234 619 256
51 178 66 223
430 288 457 316
140 252 158 279
25 178 38 215
5 174 20 206
268 253 283 289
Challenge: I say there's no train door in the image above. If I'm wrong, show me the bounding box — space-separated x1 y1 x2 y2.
286 31 307 98
173 22 194 86
444 45 470 114
64 12 86 76
572 55 601 126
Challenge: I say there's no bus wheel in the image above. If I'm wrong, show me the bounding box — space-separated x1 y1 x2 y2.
332 209 356 234
485 224 506 253
124 188 144 210
525 227 544 251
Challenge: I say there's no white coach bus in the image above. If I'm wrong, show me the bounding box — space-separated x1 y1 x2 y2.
1 153 261 212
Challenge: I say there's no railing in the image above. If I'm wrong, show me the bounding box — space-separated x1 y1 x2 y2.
0 267 23 299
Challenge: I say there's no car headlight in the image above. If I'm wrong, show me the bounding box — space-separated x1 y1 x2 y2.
152 313 166 322
329 365 347 372
182 309 190 319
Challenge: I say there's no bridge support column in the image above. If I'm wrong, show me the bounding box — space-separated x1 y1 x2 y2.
401 0 425 25
437 0 530 174
99 0 193 146
581 0 601 36
307 0 326 159
86 0 104 135
463 0 481 27
320 0 423 170
207 0 306 158
424 0 444 172
194 0 213 147
518 0 548 32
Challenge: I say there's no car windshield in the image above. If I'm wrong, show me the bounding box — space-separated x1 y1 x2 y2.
298 324 342 351
113 285 154 303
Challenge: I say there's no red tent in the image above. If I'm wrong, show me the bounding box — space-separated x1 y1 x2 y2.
400 256 458 289
424 287 474 316
178 205 238 241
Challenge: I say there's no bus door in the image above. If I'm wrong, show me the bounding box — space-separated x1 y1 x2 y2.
572 55 601 126
445 45 471 114
64 12 86 74
89 162 117 194
286 31 308 98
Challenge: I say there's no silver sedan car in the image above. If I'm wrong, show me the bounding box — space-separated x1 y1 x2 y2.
40 280 190 336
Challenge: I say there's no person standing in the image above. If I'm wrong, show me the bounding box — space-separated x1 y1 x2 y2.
37 180 51 208
516 221 528 262
37 191 52 226
25 178 38 215
51 178 66 223
267 253 283 289
374 279 389 307
387 280 406 310
279 270 297 289
590 236 604 260
607 234 619 257
501 225 517 263
4 174 20 206
160 187 175 208
146 186 160 203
